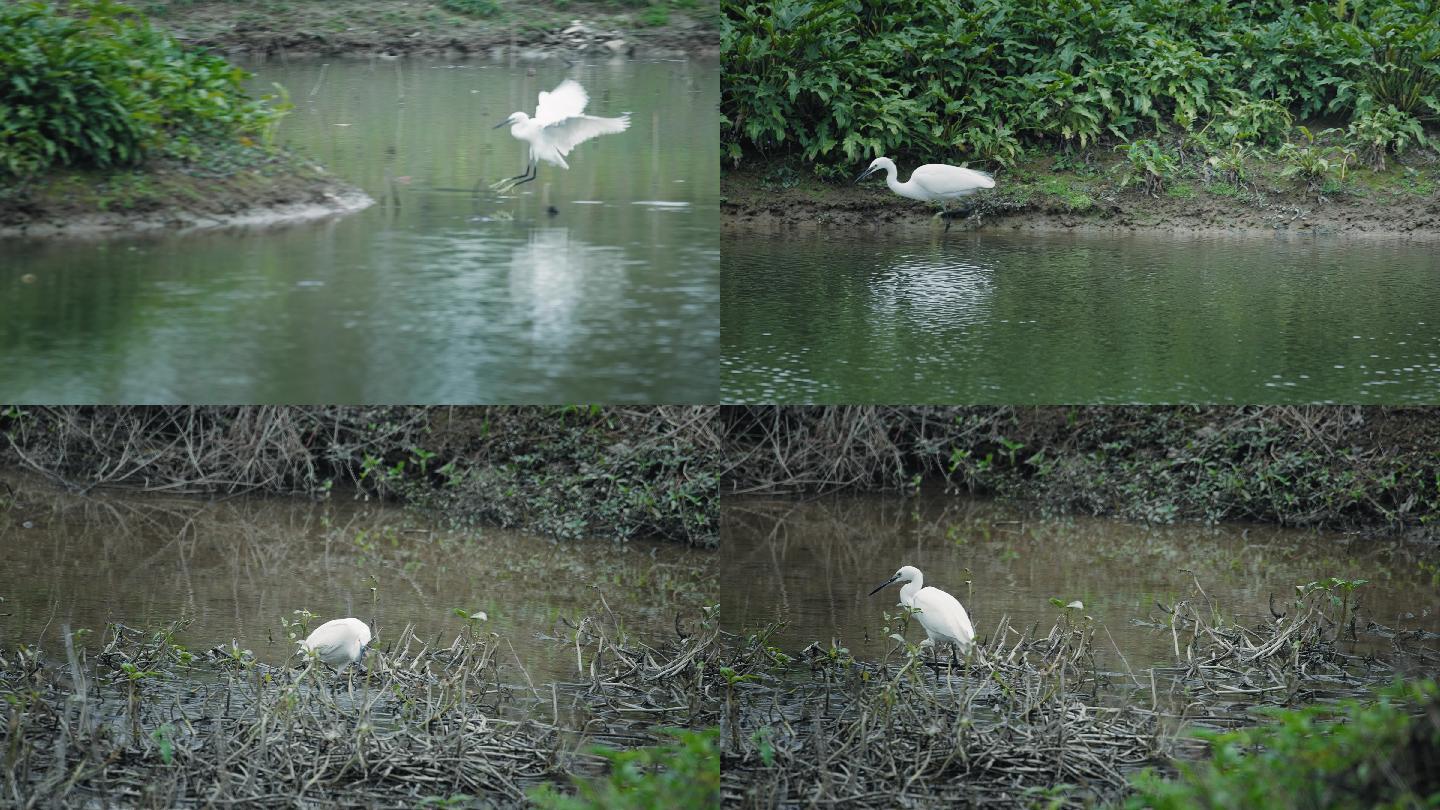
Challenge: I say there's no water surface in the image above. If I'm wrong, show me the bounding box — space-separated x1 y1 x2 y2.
722 494 1440 669
722 231 1440 403
1 58 718 403
0 474 714 683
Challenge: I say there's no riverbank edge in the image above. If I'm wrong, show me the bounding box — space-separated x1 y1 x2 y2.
0 148 373 240
721 406 1440 543
142 0 718 59
721 153 1440 239
0 406 720 548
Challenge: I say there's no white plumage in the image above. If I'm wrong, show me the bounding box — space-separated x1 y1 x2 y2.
855 156 995 205
490 79 630 192
869 565 975 655
299 617 372 672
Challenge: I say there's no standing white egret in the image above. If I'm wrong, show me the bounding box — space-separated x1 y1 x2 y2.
299 617 372 673
490 79 630 192
854 156 995 223
869 565 974 660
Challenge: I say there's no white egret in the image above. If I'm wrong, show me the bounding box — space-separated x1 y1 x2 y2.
299 617 372 673
869 565 974 660
854 156 995 224
490 79 630 192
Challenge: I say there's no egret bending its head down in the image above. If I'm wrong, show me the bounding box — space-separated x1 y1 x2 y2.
299 617 372 673
490 79 630 193
855 157 994 222
869 565 974 658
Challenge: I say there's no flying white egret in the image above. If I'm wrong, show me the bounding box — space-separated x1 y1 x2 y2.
869 565 974 661
299 617 372 673
490 79 630 193
854 156 995 224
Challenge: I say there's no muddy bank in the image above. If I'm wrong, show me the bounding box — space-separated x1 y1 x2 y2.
722 406 1440 541
0 406 719 547
722 154 1440 239
144 0 718 59
0 146 371 240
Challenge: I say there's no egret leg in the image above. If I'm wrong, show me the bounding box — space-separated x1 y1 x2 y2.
490 163 537 193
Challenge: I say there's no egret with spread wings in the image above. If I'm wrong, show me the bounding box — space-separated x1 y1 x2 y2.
490 79 630 192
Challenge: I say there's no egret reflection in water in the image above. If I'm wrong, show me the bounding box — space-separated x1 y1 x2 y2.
722 230 1440 404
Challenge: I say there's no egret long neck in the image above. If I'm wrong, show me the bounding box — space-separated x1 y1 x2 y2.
884 166 908 198
900 575 923 607
885 170 929 203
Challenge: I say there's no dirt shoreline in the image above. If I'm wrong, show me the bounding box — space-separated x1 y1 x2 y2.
0 150 373 241
722 160 1440 239
0 188 373 240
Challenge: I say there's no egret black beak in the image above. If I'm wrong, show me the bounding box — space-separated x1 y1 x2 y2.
868 572 901 596
854 165 879 184
492 118 510 129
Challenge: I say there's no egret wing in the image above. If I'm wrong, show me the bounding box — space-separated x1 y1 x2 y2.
914 586 975 648
301 636 346 659
542 113 631 156
910 164 995 197
535 80 590 125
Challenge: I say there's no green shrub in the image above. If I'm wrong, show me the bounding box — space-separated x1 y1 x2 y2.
1276 126 1354 190
529 728 719 810
1346 104 1428 170
1360 17 1440 120
1201 96 1294 148
638 4 670 27
440 0 500 17
0 0 288 179
722 0 1439 172
1118 138 1177 195
1127 680 1440 810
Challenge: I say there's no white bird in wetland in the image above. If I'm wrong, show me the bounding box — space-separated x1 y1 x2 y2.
869 565 974 661
490 79 631 192
299 617 372 673
854 156 995 224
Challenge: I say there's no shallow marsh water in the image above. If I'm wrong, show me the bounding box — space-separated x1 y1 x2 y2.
0 475 714 684
0 58 718 403
722 494 1440 672
722 230 1440 403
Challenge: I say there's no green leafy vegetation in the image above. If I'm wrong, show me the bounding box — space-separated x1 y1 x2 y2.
529 728 719 809
0 0 289 179
440 0 500 16
1347 104 1428 170
722 0 1439 175
1128 680 1440 809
